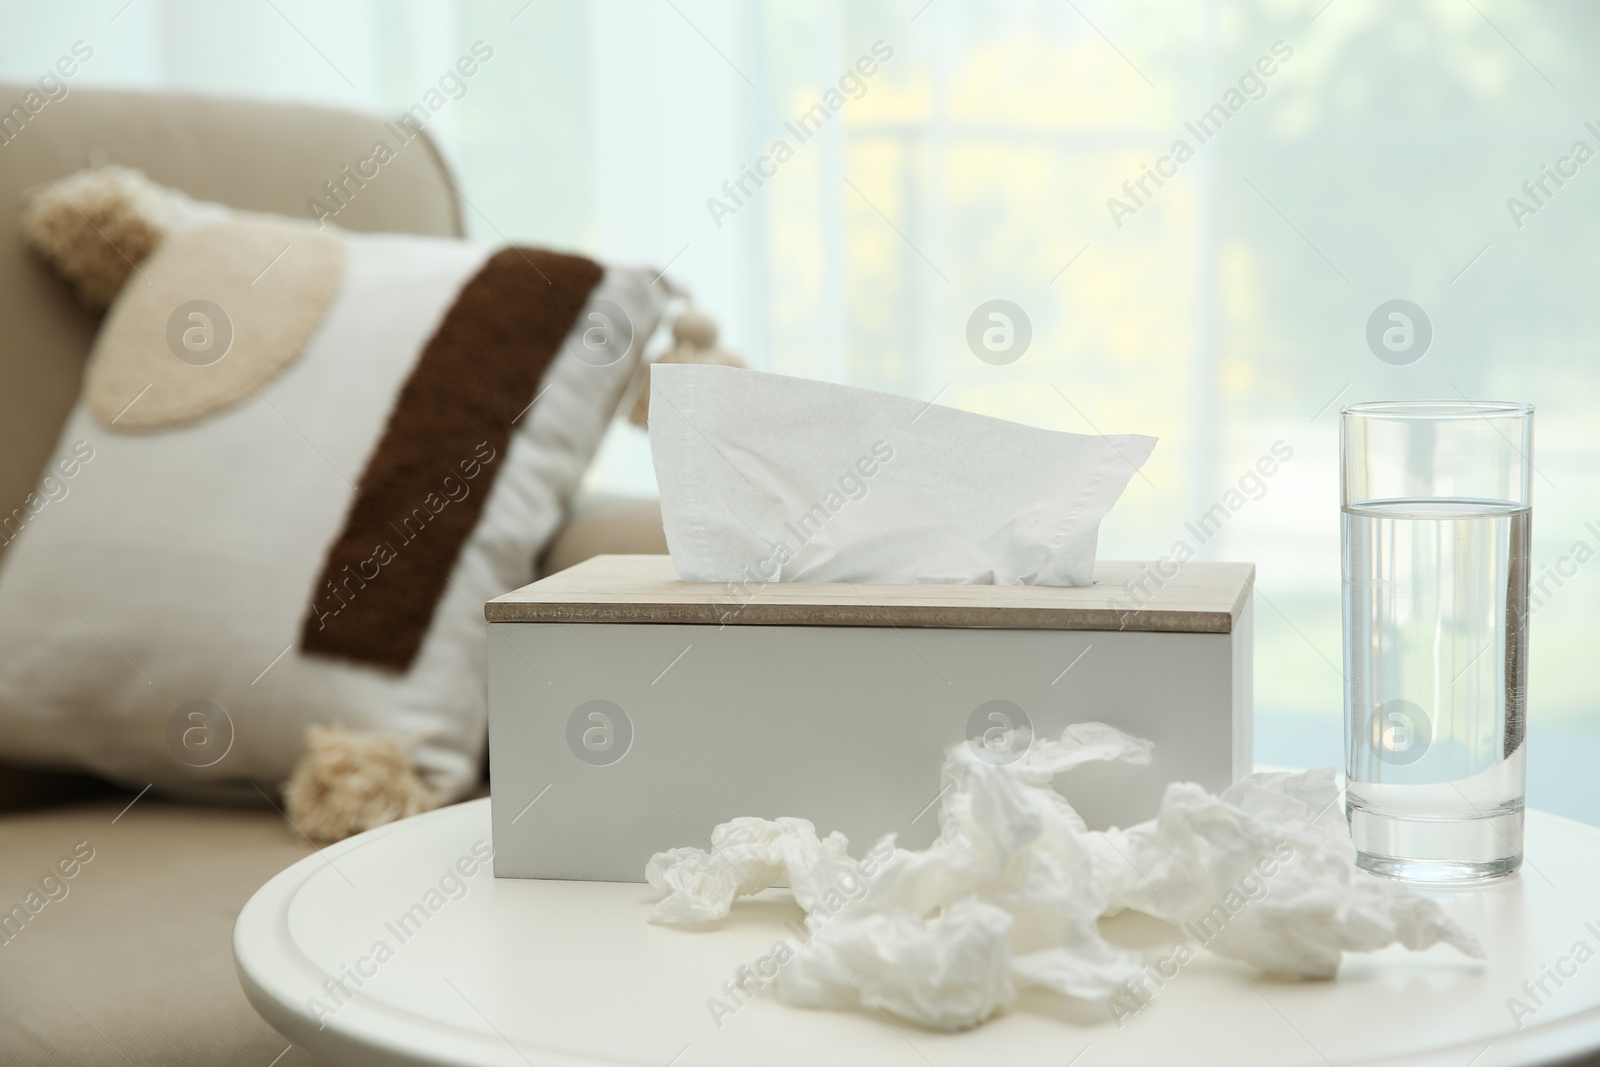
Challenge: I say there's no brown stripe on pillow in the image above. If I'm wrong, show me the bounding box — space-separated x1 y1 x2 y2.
300 247 604 671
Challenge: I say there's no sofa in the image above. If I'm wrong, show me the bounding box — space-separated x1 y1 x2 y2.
0 86 665 1066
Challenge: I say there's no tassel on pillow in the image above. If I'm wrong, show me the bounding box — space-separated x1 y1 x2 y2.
19 165 175 307
283 725 438 844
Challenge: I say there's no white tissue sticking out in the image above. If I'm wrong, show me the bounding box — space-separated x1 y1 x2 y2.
645 724 1485 1031
649 364 1157 586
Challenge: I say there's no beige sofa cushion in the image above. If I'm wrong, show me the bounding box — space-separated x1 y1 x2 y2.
0 796 330 1065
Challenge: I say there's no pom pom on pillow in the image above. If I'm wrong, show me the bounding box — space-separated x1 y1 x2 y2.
284 726 438 844
19 165 175 307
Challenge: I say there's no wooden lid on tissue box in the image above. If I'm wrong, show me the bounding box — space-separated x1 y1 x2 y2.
487 555 1254 634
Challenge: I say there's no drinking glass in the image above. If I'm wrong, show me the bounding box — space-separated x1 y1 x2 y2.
1342 400 1532 882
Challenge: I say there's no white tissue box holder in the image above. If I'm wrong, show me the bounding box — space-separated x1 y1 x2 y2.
486 554 1254 881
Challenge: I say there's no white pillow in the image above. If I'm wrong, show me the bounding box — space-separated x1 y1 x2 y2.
0 180 664 803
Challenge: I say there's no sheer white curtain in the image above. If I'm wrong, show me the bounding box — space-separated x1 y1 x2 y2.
4 0 1598 819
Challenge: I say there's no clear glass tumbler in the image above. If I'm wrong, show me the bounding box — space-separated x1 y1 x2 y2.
1342 401 1532 883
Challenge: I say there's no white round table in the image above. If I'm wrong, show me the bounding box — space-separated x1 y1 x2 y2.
235 798 1600 1066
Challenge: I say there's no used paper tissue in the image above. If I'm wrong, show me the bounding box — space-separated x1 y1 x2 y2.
645 724 1484 1031
648 364 1157 585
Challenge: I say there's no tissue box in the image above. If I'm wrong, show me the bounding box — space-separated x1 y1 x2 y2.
487 555 1253 881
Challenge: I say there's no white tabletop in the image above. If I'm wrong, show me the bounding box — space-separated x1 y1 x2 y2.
235 798 1600 1067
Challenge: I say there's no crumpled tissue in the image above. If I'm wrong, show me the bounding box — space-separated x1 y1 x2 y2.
649 364 1157 586
645 723 1484 1031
